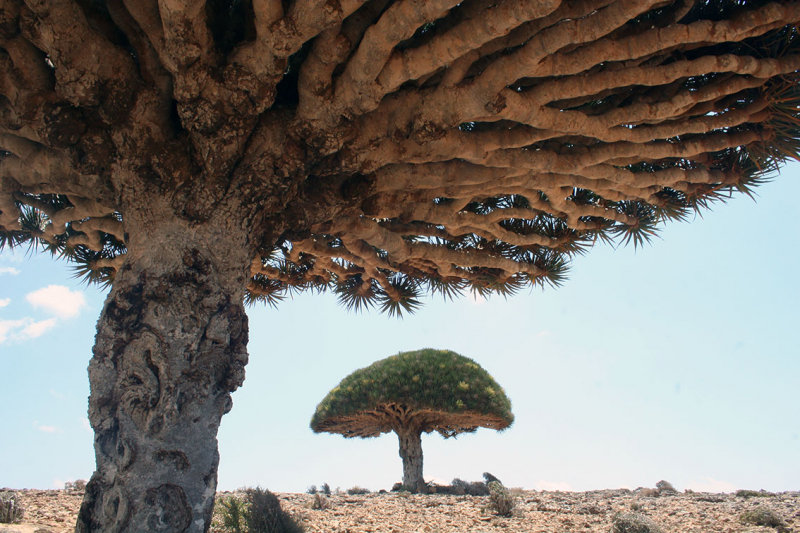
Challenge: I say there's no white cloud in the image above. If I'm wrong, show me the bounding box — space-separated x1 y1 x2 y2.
0 318 29 344
537 330 551 338
534 480 574 492
0 317 58 344
0 298 10 308
81 418 93 433
0 266 20 275
34 421 62 434
26 285 87 319
52 478 65 490
18 318 58 339
684 477 738 493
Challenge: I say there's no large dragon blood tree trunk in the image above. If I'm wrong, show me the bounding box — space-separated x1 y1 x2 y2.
76 183 259 533
397 428 425 492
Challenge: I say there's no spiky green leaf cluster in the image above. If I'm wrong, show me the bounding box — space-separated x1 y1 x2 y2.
310 348 513 432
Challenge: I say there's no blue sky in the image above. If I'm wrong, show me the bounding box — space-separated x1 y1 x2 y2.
1 162 798 494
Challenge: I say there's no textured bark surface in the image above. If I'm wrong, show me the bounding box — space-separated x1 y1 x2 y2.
397 429 424 492
75 185 257 533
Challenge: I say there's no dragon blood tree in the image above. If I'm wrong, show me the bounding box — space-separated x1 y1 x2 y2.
1 0 799 530
310 349 514 491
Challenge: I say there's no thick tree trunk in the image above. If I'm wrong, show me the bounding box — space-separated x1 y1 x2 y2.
397 429 424 492
75 185 258 533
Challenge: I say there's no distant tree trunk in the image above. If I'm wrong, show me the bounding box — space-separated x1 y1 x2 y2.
75 183 259 533
397 428 424 492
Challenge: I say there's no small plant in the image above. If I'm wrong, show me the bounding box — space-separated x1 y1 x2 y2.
736 489 775 498
247 487 305 533
740 507 788 532
0 491 24 524
346 486 370 495
610 512 665 533
306 485 317 495
213 488 304 533
655 480 676 494
487 481 515 517
216 495 248 533
310 493 330 510
64 479 87 491
320 483 331 496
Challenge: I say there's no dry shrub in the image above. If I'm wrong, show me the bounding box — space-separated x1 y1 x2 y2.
740 507 788 532
346 486 370 495
0 491 24 524
611 512 665 533
214 488 304 533
310 493 330 510
655 480 677 494
487 481 515 517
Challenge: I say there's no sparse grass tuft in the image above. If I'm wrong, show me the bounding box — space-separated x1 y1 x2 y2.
487 481 515 517
740 507 788 532
611 512 665 533
346 486 370 495
0 491 24 524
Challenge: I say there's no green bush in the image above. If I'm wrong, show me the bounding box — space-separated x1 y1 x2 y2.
740 507 788 532
214 488 304 533
610 512 665 533
487 481 515 517
216 496 247 533
0 491 24 524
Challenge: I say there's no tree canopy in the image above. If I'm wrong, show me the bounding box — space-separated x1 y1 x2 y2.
311 348 513 490
311 348 514 437
2 0 798 316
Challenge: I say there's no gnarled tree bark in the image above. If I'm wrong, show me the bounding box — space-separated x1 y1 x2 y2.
75 183 260 533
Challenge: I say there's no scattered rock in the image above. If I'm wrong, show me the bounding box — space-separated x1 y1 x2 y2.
6 487 798 533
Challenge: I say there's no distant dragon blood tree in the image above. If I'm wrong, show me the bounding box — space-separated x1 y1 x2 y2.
0 0 799 530
311 349 514 491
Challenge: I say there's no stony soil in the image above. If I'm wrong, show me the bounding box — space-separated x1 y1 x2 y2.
1 487 798 532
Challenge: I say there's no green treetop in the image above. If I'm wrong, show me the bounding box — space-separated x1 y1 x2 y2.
311 349 513 491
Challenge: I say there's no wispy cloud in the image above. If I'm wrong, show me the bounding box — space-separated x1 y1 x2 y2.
534 480 574 492
26 285 87 319
684 477 738 493
0 266 20 275
0 318 29 344
0 317 59 344
81 418 93 433
19 318 58 339
0 298 10 308
34 421 62 434
537 330 551 338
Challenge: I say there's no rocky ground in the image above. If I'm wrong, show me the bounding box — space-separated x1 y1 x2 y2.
1 486 798 532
